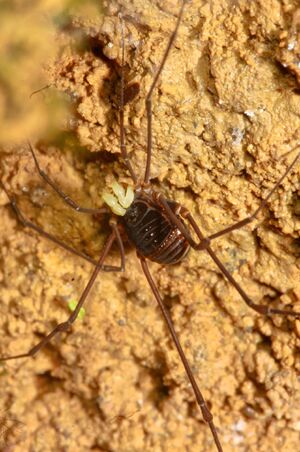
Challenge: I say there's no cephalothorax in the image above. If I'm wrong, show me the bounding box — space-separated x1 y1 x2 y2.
1 1 300 451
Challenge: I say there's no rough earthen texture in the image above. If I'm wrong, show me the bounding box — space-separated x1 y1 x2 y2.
0 1 300 451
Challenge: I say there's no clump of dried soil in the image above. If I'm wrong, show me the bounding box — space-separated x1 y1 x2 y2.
0 1 300 451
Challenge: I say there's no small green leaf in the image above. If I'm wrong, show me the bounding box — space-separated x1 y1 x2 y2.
67 300 85 320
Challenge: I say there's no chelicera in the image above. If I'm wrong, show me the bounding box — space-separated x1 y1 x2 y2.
0 1 299 451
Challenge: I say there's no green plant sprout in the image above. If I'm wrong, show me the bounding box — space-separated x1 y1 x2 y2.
67 300 85 320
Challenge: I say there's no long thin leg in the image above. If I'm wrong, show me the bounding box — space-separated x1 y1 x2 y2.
156 149 300 250
118 14 137 184
207 149 300 241
111 221 126 272
29 84 52 98
0 180 124 272
155 203 300 317
188 212 299 316
204 244 299 316
144 1 187 184
28 142 108 215
139 257 223 452
0 231 117 361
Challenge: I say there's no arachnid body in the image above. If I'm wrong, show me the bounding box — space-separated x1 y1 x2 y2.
0 1 300 451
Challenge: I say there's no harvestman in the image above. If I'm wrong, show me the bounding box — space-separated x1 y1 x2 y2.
1 2 300 451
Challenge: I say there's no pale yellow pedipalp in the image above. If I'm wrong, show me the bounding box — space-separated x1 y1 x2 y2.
111 182 134 209
112 181 125 200
102 193 126 216
102 180 134 215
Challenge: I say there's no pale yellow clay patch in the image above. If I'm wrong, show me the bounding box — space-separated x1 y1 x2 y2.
102 181 134 216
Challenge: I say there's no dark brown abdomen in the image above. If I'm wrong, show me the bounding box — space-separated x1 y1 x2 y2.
122 195 189 265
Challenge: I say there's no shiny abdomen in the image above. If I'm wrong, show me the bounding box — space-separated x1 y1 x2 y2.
122 195 189 265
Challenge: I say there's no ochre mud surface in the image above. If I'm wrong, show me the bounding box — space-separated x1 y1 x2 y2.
0 1 300 451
